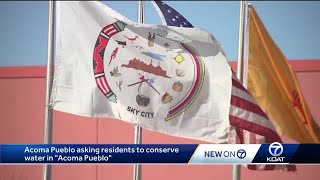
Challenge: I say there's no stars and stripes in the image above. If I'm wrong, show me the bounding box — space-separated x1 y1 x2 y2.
152 1 193 27
151 0 295 172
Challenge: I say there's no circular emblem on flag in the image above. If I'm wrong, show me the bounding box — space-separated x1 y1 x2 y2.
92 20 205 121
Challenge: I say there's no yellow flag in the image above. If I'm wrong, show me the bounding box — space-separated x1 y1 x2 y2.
247 6 320 143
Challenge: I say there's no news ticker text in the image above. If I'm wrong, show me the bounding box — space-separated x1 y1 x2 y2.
0 143 319 164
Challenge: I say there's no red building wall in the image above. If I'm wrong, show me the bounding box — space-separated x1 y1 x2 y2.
0 60 320 180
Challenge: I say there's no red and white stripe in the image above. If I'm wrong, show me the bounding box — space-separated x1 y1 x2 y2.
96 76 110 94
102 25 118 37
228 73 296 171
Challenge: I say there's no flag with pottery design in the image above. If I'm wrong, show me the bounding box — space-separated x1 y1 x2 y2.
51 1 287 159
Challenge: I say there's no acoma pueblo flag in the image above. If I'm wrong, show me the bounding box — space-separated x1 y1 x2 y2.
51 1 283 147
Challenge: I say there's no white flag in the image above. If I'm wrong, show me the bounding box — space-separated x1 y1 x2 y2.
51 1 281 145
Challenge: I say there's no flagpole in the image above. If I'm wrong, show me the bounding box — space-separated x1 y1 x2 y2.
42 1 55 180
233 1 247 180
236 0 246 83
133 2 144 180
242 3 251 89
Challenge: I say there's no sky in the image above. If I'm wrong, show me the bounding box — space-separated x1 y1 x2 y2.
0 1 320 66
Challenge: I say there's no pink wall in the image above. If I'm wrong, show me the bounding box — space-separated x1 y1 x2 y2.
0 60 320 180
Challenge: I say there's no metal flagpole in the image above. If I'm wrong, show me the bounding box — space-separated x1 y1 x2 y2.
133 2 144 180
233 1 247 180
242 3 251 89
236 0 246 83
43 1 55 180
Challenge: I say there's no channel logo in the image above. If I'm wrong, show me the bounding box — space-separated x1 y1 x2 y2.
267 142 285 162
269 142 283 156
236 149 246 159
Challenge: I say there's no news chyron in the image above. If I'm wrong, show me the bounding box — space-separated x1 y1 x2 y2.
190 144 256 164
190 143 317 164
0 143 319 164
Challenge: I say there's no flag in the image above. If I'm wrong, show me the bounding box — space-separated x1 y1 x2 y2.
151 1 296 171
51 1 294 170
152 1 193 27
247 5 320 143
152 1 227 57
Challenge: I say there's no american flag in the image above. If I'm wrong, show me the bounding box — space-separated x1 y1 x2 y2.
152 1 193 27
152 0 296 171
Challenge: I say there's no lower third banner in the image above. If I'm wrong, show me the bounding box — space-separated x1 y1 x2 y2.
0 143 318 164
